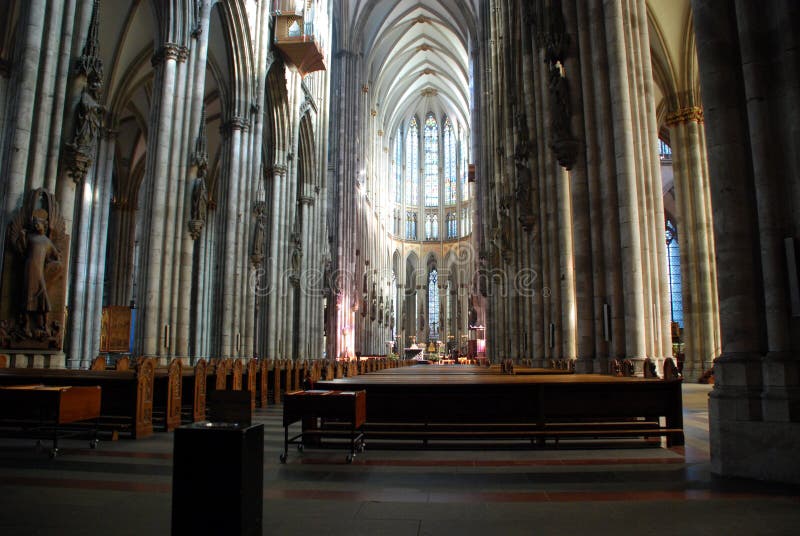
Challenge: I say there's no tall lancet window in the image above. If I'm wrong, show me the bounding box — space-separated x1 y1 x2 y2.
425 214 439 240
446 212 457 239
424 113 439 207
393 130 403 203
405 118 419 205
443 119 456 205
428 268 439 340
460 131 469 201
665 219 683 328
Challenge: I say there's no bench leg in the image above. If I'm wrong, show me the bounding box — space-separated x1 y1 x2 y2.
280 425 288 463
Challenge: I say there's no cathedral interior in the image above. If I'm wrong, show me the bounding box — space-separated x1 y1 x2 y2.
0 0 798 533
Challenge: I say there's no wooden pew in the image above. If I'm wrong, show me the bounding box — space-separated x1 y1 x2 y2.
230 358 242 390
89 355 131 371
0 357 155 438
244 359 258 410
152 358 182 432
271 359 281 405
292 360 302 392
180 359 207 423
317 371 685 448
257 359 268 408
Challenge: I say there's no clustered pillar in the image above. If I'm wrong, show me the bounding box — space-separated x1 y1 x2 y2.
692 0 800 484
478 0 672 371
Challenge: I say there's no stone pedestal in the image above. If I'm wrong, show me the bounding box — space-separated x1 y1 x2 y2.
709 417 800 485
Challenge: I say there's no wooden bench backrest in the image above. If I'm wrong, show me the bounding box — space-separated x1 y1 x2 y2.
165 358 183 431
90 356 106 370
232 358 243 391
193 359 207 421
215 358 230 390
115 356 130 371
663 357 681 381
272 359 282 404
245 359 257 408
135 357 156 438
258 359 268 407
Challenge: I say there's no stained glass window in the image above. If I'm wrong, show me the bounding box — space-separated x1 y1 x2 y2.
444 119 456 205
460 131 469 201
394 129 403 203
424 114 439 207
665 219 683 328
447 212 457 239
425 213 439 240
428 268 439 340
405 118 418 205
406 211 417 240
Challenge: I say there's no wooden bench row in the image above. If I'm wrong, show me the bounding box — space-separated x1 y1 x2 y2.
0 356 392 440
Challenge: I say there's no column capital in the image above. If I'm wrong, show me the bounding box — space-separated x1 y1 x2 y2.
665 106 704 127
151 43 189 67
220 116 249 135
299 195 315 206
269 164 288 177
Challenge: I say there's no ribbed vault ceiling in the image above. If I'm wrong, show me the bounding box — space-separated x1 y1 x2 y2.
345 0 478 134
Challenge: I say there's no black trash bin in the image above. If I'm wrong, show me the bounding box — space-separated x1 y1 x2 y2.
172 422 264 536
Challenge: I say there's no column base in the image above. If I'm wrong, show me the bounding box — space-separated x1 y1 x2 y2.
574 357 594 374
761 352 800 422
5 352 67 369
710 417 800 485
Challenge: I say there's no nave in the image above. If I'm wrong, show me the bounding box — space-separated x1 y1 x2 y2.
0 384 798 536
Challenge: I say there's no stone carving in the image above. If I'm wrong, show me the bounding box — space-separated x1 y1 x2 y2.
189 107 209 240
290 229 302 274
468 296 478 328
3 189 68 350
188 178 208 240
514 113 537 233
488 218 512 266
250 202 267 267
533 0 579 170
370 283 377 322
65 0 104 182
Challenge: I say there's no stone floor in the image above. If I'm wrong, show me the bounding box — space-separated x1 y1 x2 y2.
0 383 798 535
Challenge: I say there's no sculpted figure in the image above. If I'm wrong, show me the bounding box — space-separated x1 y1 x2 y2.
19 211 61 337
191 178 208 223
73 72 105 153
252 213 266 259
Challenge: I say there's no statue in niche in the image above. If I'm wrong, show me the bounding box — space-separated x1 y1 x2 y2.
251 208 266 264
488 223 511 267
514 115 537 233
370 284 377 321
72 71 105 154
191 177 208 223
416 301 428 343
548 61 571 138
468 296 478 328
5 189 67 347
290 231 302 274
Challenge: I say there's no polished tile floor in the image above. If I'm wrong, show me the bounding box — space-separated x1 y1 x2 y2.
0 384 798 535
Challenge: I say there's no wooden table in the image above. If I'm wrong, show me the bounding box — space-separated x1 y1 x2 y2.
0 385 102 457
281 390 366 463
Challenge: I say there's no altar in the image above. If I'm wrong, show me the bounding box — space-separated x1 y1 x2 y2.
403 345 423 360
